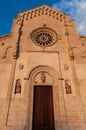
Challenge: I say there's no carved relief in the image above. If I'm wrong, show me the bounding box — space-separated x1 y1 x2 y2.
41 72 46 83
34 71 53 84
19 63 24 70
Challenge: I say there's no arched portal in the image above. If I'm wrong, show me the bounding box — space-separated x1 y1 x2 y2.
26 66 59 130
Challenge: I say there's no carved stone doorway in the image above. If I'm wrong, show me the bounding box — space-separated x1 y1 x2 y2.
27 66 59 130
32 85 55 130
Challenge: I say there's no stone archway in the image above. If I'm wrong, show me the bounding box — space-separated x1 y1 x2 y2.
26 65 59 130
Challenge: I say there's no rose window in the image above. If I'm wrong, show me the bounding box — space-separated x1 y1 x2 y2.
30 27 57 47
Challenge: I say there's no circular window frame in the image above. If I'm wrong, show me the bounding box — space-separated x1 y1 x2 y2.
30 27 58 47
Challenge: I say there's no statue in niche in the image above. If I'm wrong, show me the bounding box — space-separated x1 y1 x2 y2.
65 80 72 94
69 48 74 60
15 79 21 94
41 72 46 83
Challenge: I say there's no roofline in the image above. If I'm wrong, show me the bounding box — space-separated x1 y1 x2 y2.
18 4 67 16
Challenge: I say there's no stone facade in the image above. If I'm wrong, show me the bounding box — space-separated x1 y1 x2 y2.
0 5 86 130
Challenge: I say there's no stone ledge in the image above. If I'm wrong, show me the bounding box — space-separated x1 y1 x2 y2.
0 126 25 130
0 125 86 130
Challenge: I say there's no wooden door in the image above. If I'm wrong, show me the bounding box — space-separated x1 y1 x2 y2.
32 85 55 130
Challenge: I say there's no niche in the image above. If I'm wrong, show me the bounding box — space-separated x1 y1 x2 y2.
65 79 72 94
14 79 21 94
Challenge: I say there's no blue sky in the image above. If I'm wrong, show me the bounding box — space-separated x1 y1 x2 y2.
0 0 86 36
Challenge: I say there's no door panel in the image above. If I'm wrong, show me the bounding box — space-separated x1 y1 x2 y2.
33 85 55 130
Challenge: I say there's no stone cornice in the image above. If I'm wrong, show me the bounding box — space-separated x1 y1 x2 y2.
0 34 12 41
16 5 66 22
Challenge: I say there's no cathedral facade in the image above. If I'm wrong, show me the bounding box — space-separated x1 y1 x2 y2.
0 5 86 130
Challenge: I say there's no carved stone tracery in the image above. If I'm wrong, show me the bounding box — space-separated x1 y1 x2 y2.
30 26 57 47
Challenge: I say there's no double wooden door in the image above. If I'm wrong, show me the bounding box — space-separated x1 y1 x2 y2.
32 85 55 130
